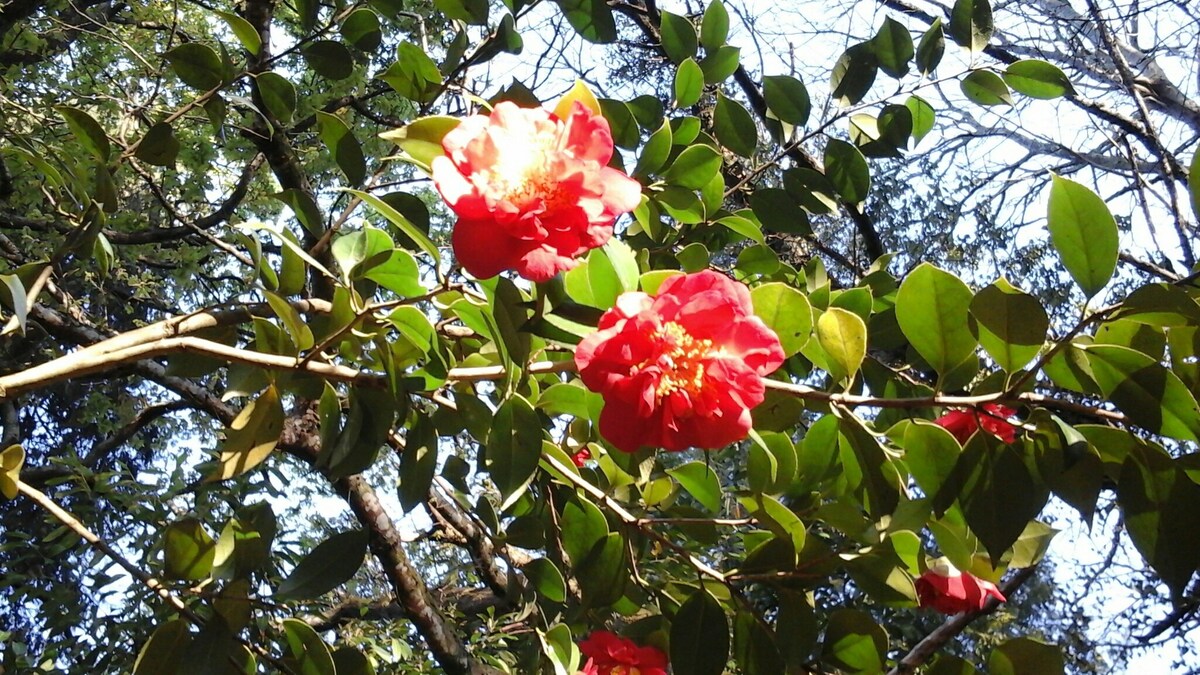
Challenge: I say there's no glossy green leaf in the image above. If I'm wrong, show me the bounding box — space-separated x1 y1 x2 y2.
700 0 729 50
906 95 935 143
1118 442 1200 597
330 648 375 675
434 0 488 24
671 589 729 675
970 278 1048 371
675 58 704 108
1003 59 1073 99
276 530 368 600
1083 344 1200 441
733 611 785 675
133 620 192 675
341 8 383 51
281 619 336 675
961 70 1013 106
763 75 810 126
667 461 723 513
1190 147 1200 224
561 496 608 565
215 11 261 55
525 557 568 603
1046 174 1119 298
824 138 870 203
164 43 225 90
553 0 617 43
255 72 297 124
303 40 355 80
955 434 1048 564
379 115 459 171
916 18 946 75
988 638 1065 675
486 395 543 509
316 112 366 186
343 189 441 269
872 17 913 79
821 609 887 674
817 307 867 383
636 119 674 177
751 188 810 235
135 123 180 167
1116 283 1200 326
163 518 216 581
714 94 756 157
949 0 994 53
896 263 977 376
830 43 877 106
751 282 812 357
56 106 111 161
663 144 722 189
660 11 698 64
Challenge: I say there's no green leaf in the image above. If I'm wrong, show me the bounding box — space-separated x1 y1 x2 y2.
1082 344 1200 441
303 40 355 80
714 94 756 158
525 558 568 603
660 11 698 64
486 395 543 509
896 263 977 376
343 189 441 269
824 138 871 203
341 8 383 51
872 17 913 79
276 530 368 600
330 648 375 675
763 75 811 126
434 0 488 24
281 619 336 675
165 43 225 90
700 0 729 50
561 496 608 564
56 106 111 162
1116 283 1200 326
135 123 180 167
903 421 962 503
674 58 704 108
956 434 1048 564
315 112 366 186
1046 174 1119 298
821 609 887 674
817 307 867 383
552 0 617 43
751 282 812 357
988 638 1065 675
830 43 878 106
663 144 722 189
636 119 674 177
961 70 1013 106
754 494 807 554
949 0 994 53
970 278 1048 372
667 461 723 513
265 290 315 350
599 98 638 149
671 589 729 675
133 620 192 675
916 18 946 75
215 10 261 55
211 385 285 481
399 415 439 512
839 415 902 518
1118 442 1200 597
379 115 460 172
1003 59 1073 99
295 0 319 31
163 518 216 581
751 188 810 235
576 532 627 607
255 72 297 125
733 611 785 675
906 95 935 143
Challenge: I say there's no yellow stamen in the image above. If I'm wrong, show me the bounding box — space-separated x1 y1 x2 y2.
650 322 712 401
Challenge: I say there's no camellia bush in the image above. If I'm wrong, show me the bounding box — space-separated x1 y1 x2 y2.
1 0 1200 673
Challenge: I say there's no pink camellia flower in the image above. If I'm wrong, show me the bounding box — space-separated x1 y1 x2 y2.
934 403 1019 445
431 100 643 282
574 270 786 453
915 557 1007 615
578 630 668 675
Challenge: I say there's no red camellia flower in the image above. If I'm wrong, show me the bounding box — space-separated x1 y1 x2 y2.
574 270 786 453
570 446 592 468
431 100 643 282
915 558 1007 614
578 630 668 675
934 403 1019 445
